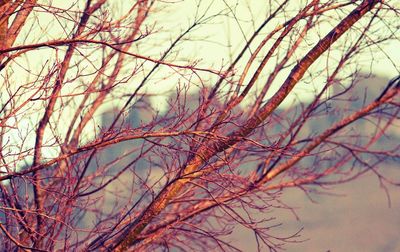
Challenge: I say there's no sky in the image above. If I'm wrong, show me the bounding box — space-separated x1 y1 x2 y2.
133 0 400 110
12 0 400 110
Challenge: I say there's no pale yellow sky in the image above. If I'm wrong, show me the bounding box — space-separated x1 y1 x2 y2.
140 0 400 110
2 0 399 162
10 0 400 109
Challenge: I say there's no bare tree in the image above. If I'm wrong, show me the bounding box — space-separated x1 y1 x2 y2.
0 0 399 251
